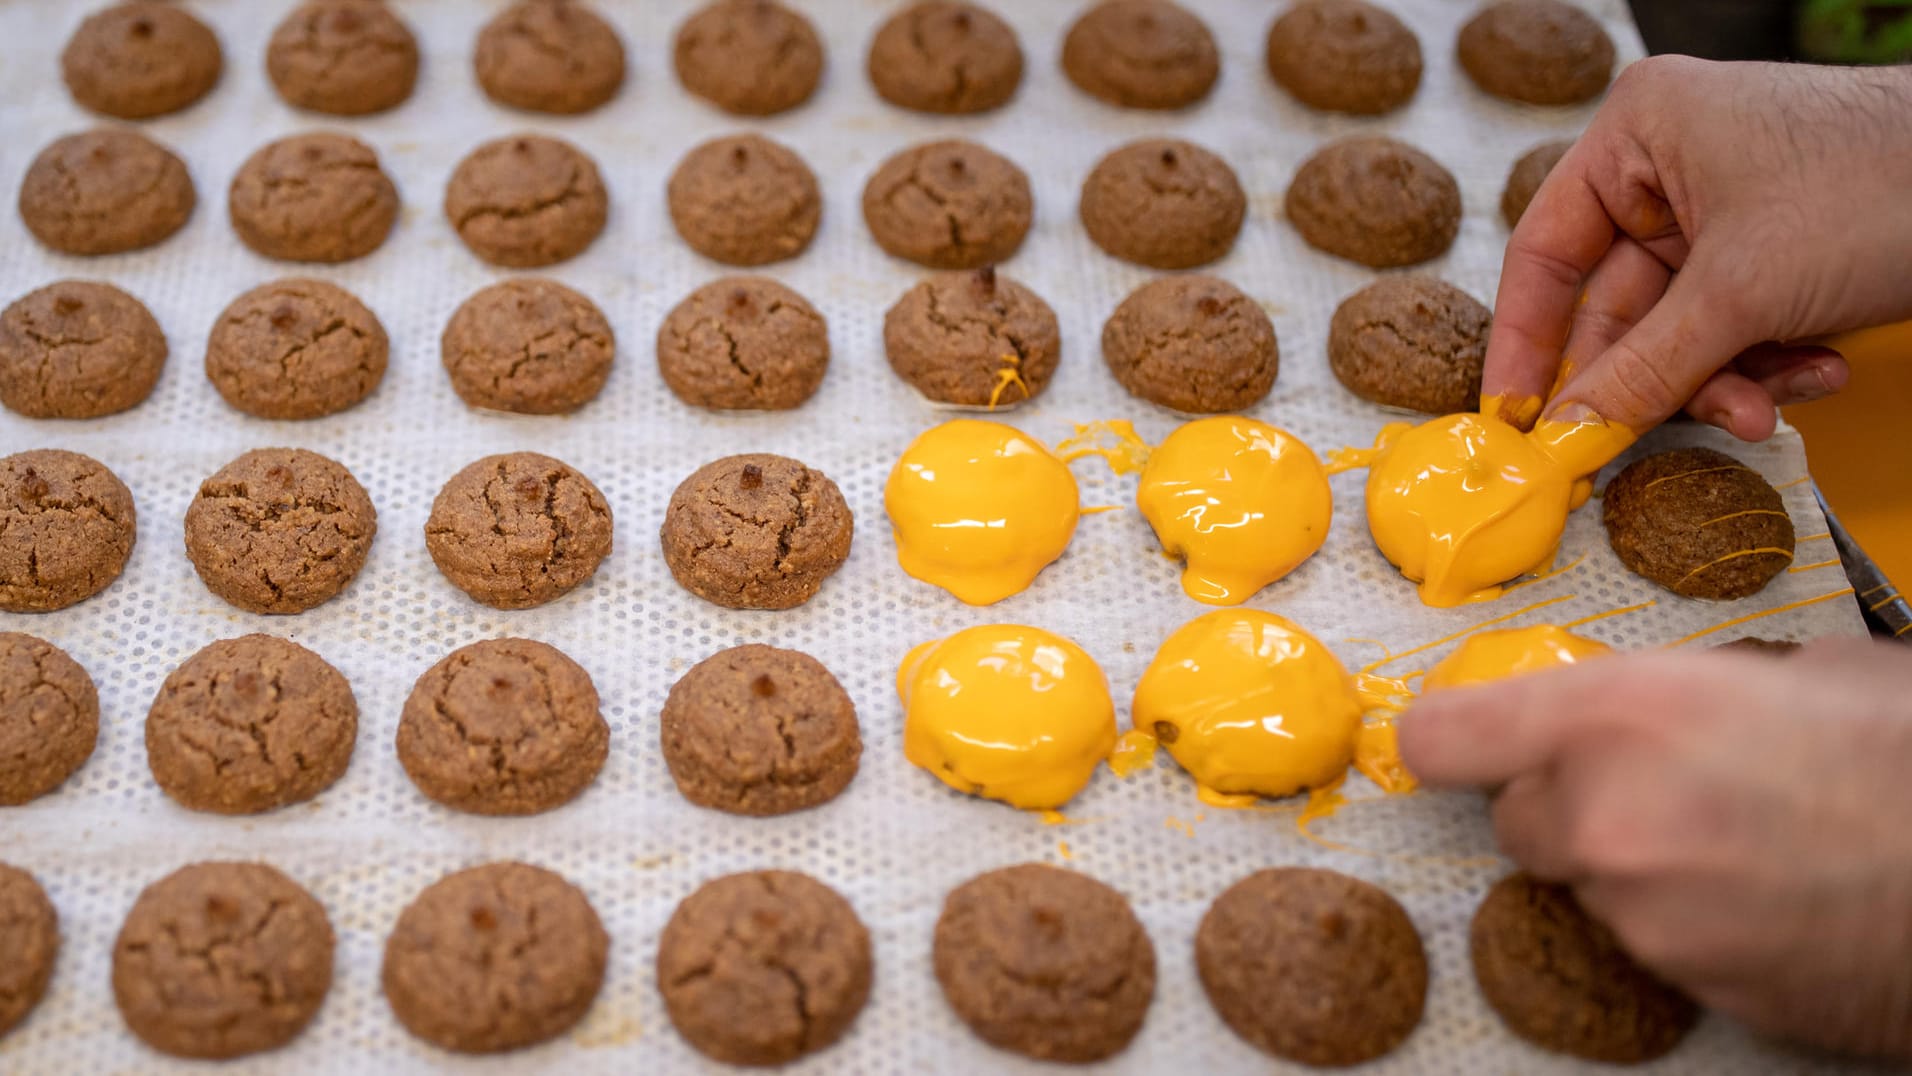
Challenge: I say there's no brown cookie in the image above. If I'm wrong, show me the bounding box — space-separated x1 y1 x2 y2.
658 870 872 1065
1329 275 1491 414
61 2 222 119
476 0 626 115
883 268 1060 408
445 135 608 268
228 132 399 263
424 453 614 609
0 280 166 419
112 862 334 1060
674 0 824 116
868 1 1023 115
863 140 1033 269
1472 872 1698 1063
184 447 377 615
667 134 821 267
383 861 608 1054
145 635 357 815
441 279 614 414
660 453 854 610
1081 139 1245 270
0 449 137 614
1603 447 1796 600
1061 0 1218 110
1197 867 1427 1066
661 644 862 816
18 128 195 256
1102 275 1278 413
1717 636 1802 654
1502 138 1573 226
267 0 419 116
1459 0 1615 106
396 638 609 815
205 278 387 420
1266 0 1422 115
1285 135 1461 268
657 276 830 410
0 632 99 806
0 863 59 1039
934 864 1155 1062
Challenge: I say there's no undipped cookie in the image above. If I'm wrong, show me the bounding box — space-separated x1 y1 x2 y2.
1502 138 1573 226
0 863 59 1039
1602 447 1796 600
1061 0 1218 110
476 0 626 114
660 453 854 610
397 638 609 815
0 280 167 419
441 279 614 414
425 452 614 609
657 276 830 410
1458 0 1615 106
112 862 334 1060
267 0 419 115
61 2 223 119
884 268 1060 408
1285 135 1460 268
1081 139 1244 270
205 278 387 419
934 863 1155 1062
863 139 1033 269
660 644 862 816
0 449 137 613
145 635 357 815
183 447 377 615
383 861 608 1053
1266 0 1422 114
674 0 824 116
1329 275 1491 414
445 134 608 268
868 1 1023 115
667 134 821 267
1102 275 1277 413
658 870 872 1065
19 128 195 256
0 632 99 805
228 132 399 263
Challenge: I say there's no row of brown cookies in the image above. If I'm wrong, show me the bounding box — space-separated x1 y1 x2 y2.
0 854 1699 1066
61 0 1615 124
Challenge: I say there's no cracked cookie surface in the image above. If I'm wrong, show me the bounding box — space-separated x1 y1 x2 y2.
1 280 167 418
228 133 398 263
935 863 1155 1062
0 862 58 1038
424 452 613 608
396 638 609 815
1285 135 1460 269
267 0 419 116
0 632 99 805
1102 274 1277 413
476 0 626 114
145 635 357 815
1266 0 1422 115
862 139 1032 269
658 870 872 1065
883 267 1058 406
19 128 195 256
668 134 820 267
1080 139 1243 270
61 2 222 119
184 447 376 615
1328 274 1489 414
673 0 823 116
868 1 1023 115
1061 0 1218 110
1603 447 1795 600
112 862 334 1060
660 453 852 610
441 279 613 414
205 278 387 419
657 276 829 410
1459 0 1614 106
383 861 607 1053
0 448 137 613
661 644 861 816
445 134 607 268
1502 138 1572 227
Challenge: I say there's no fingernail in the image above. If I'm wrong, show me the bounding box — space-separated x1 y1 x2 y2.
1783 365 1836 403
1705 409 1733 430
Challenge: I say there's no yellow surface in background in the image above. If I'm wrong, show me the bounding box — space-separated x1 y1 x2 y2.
1786 321 1912 595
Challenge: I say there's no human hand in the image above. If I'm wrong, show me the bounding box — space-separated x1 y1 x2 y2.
1398 638 1912 1059
1486 57 1912 441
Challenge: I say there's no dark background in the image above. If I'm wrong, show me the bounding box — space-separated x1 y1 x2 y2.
1629 0 1794 59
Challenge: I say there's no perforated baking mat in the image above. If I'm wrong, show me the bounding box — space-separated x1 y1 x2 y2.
0 0 1871 1072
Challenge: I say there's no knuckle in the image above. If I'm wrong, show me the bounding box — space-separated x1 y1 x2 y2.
1596 338 1684 420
